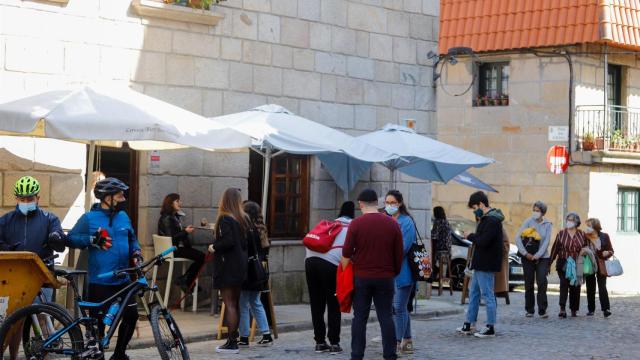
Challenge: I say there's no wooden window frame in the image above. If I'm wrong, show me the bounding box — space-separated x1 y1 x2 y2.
475 62 509 106
267 154 310 239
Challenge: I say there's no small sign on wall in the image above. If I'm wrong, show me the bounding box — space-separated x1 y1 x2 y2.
548 126 569 142
150 150 160 169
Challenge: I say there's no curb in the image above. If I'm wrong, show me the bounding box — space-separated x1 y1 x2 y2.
127 308 464 350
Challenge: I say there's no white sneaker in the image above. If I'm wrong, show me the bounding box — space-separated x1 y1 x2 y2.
456 323 474 335
370 336 382 343
473 326 496 338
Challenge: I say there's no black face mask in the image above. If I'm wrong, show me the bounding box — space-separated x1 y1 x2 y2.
115 200 128 213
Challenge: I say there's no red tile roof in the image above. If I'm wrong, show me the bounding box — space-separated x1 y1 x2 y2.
439 0 640 54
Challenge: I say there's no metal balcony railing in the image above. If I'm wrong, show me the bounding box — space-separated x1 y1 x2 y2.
575 105 640 152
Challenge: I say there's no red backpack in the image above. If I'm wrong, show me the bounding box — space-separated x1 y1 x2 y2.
303 220 345 253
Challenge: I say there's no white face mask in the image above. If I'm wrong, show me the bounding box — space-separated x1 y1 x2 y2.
585 226 594 234
566 221 576 229
532 211 542 220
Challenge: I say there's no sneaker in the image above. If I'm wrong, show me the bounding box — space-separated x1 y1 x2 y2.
370 336 382 343
604 310 612 318
586 312 594 316
539 311 549 319
400 340 414 354
525 312 534 318
216 339 239 354
315 343 330 353
571 311 578 317
456 322 474 335
473 325 496 338
237 337 249 346
257 333 273 346
329 344 343 355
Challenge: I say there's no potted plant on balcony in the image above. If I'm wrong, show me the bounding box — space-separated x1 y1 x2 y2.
581 132 595 151
482 95 490 106
500 94 509 106
610 130 629 151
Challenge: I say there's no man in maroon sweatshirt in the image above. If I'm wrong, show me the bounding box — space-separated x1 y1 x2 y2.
341 189 403 360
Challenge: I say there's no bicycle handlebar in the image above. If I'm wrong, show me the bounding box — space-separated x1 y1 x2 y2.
96 246 177 279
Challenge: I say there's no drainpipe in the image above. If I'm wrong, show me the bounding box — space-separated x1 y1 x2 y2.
604 44 609 139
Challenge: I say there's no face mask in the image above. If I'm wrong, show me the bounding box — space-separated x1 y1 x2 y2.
115 200 128 212
176 210 186 217
385 205 399 215
585 226 594 234
566 221 576 229
18 202 37 215
532 211 542 220
473 208 484 219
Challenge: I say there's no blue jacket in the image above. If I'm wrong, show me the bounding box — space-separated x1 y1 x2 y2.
0 206 62 260
67 204 141 285
395 214 417 288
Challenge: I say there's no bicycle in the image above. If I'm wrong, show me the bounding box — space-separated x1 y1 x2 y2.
0 246 189 360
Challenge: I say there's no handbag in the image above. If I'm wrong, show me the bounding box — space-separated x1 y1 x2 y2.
583 255 595 275
247 228 268 286
604 256 623 277
408 222 432 281
519 237 540 257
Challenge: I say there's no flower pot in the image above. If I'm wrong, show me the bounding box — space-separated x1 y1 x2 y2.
582 140 595 151
595 137 605 150
501 98 509 106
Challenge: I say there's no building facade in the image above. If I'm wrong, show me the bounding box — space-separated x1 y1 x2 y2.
0 0 438 303
436 0 640 294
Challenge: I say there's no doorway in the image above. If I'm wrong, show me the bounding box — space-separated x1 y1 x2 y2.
87 144 139 231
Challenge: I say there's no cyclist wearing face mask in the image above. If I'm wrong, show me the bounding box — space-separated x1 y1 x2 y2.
66 177 141 360
0 175 66 360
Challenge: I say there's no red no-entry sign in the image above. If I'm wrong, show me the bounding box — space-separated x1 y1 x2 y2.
547 145 569 174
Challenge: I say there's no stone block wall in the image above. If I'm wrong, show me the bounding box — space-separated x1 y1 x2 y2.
1 0 437 303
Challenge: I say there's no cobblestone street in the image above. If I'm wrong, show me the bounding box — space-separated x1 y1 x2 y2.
124 292 640 359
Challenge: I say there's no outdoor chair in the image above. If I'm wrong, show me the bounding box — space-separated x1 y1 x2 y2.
149 234 199 312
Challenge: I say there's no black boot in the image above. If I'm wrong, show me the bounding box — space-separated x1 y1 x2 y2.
216 334 239 354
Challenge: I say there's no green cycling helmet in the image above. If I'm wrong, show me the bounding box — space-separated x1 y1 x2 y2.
14 176 41 197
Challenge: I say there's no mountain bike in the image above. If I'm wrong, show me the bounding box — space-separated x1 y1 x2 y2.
0 246 189 360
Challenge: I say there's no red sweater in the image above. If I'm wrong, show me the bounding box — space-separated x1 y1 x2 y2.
342 212 404 279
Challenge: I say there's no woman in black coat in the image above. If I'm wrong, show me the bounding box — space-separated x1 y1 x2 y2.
208 188 249 354
158 193 205 291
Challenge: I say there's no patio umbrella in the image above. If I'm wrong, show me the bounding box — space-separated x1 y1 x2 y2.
212 104 399 214
0 84 251 209
354 124 495 188
453 171 498 193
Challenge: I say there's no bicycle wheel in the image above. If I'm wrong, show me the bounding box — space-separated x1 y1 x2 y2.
149 305 190 360
0 304 83 360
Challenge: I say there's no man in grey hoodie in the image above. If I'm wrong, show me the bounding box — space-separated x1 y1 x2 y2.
515 201 552 318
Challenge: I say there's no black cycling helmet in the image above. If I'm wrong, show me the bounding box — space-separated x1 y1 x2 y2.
94 177 129 200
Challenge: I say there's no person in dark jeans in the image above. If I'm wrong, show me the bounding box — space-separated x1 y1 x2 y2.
584 218 613 317
305 201 354 355
514 201 552 318
550 212 588 318
342 189 403 360
158 193 205 291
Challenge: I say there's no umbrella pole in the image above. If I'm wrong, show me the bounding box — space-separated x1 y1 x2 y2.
390 168 396 189
261 147 272 219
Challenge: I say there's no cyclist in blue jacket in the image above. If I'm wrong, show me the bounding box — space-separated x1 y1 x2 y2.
67 177 142 360
0 175 66 360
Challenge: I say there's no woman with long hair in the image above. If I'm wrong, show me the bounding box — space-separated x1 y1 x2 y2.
238 201 273 347
385 190 416 354
158 193 205 291
209 188 250 354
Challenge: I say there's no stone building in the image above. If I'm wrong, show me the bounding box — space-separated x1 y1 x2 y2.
0 0 438 303
436 0 640 294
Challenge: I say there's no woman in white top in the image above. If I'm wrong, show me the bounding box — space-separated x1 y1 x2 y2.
304 201 354 355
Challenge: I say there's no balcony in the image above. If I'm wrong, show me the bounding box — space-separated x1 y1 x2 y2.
575 105 640 153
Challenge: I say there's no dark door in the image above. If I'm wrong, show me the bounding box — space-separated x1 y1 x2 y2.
608 64 622 131
87 144 139 231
